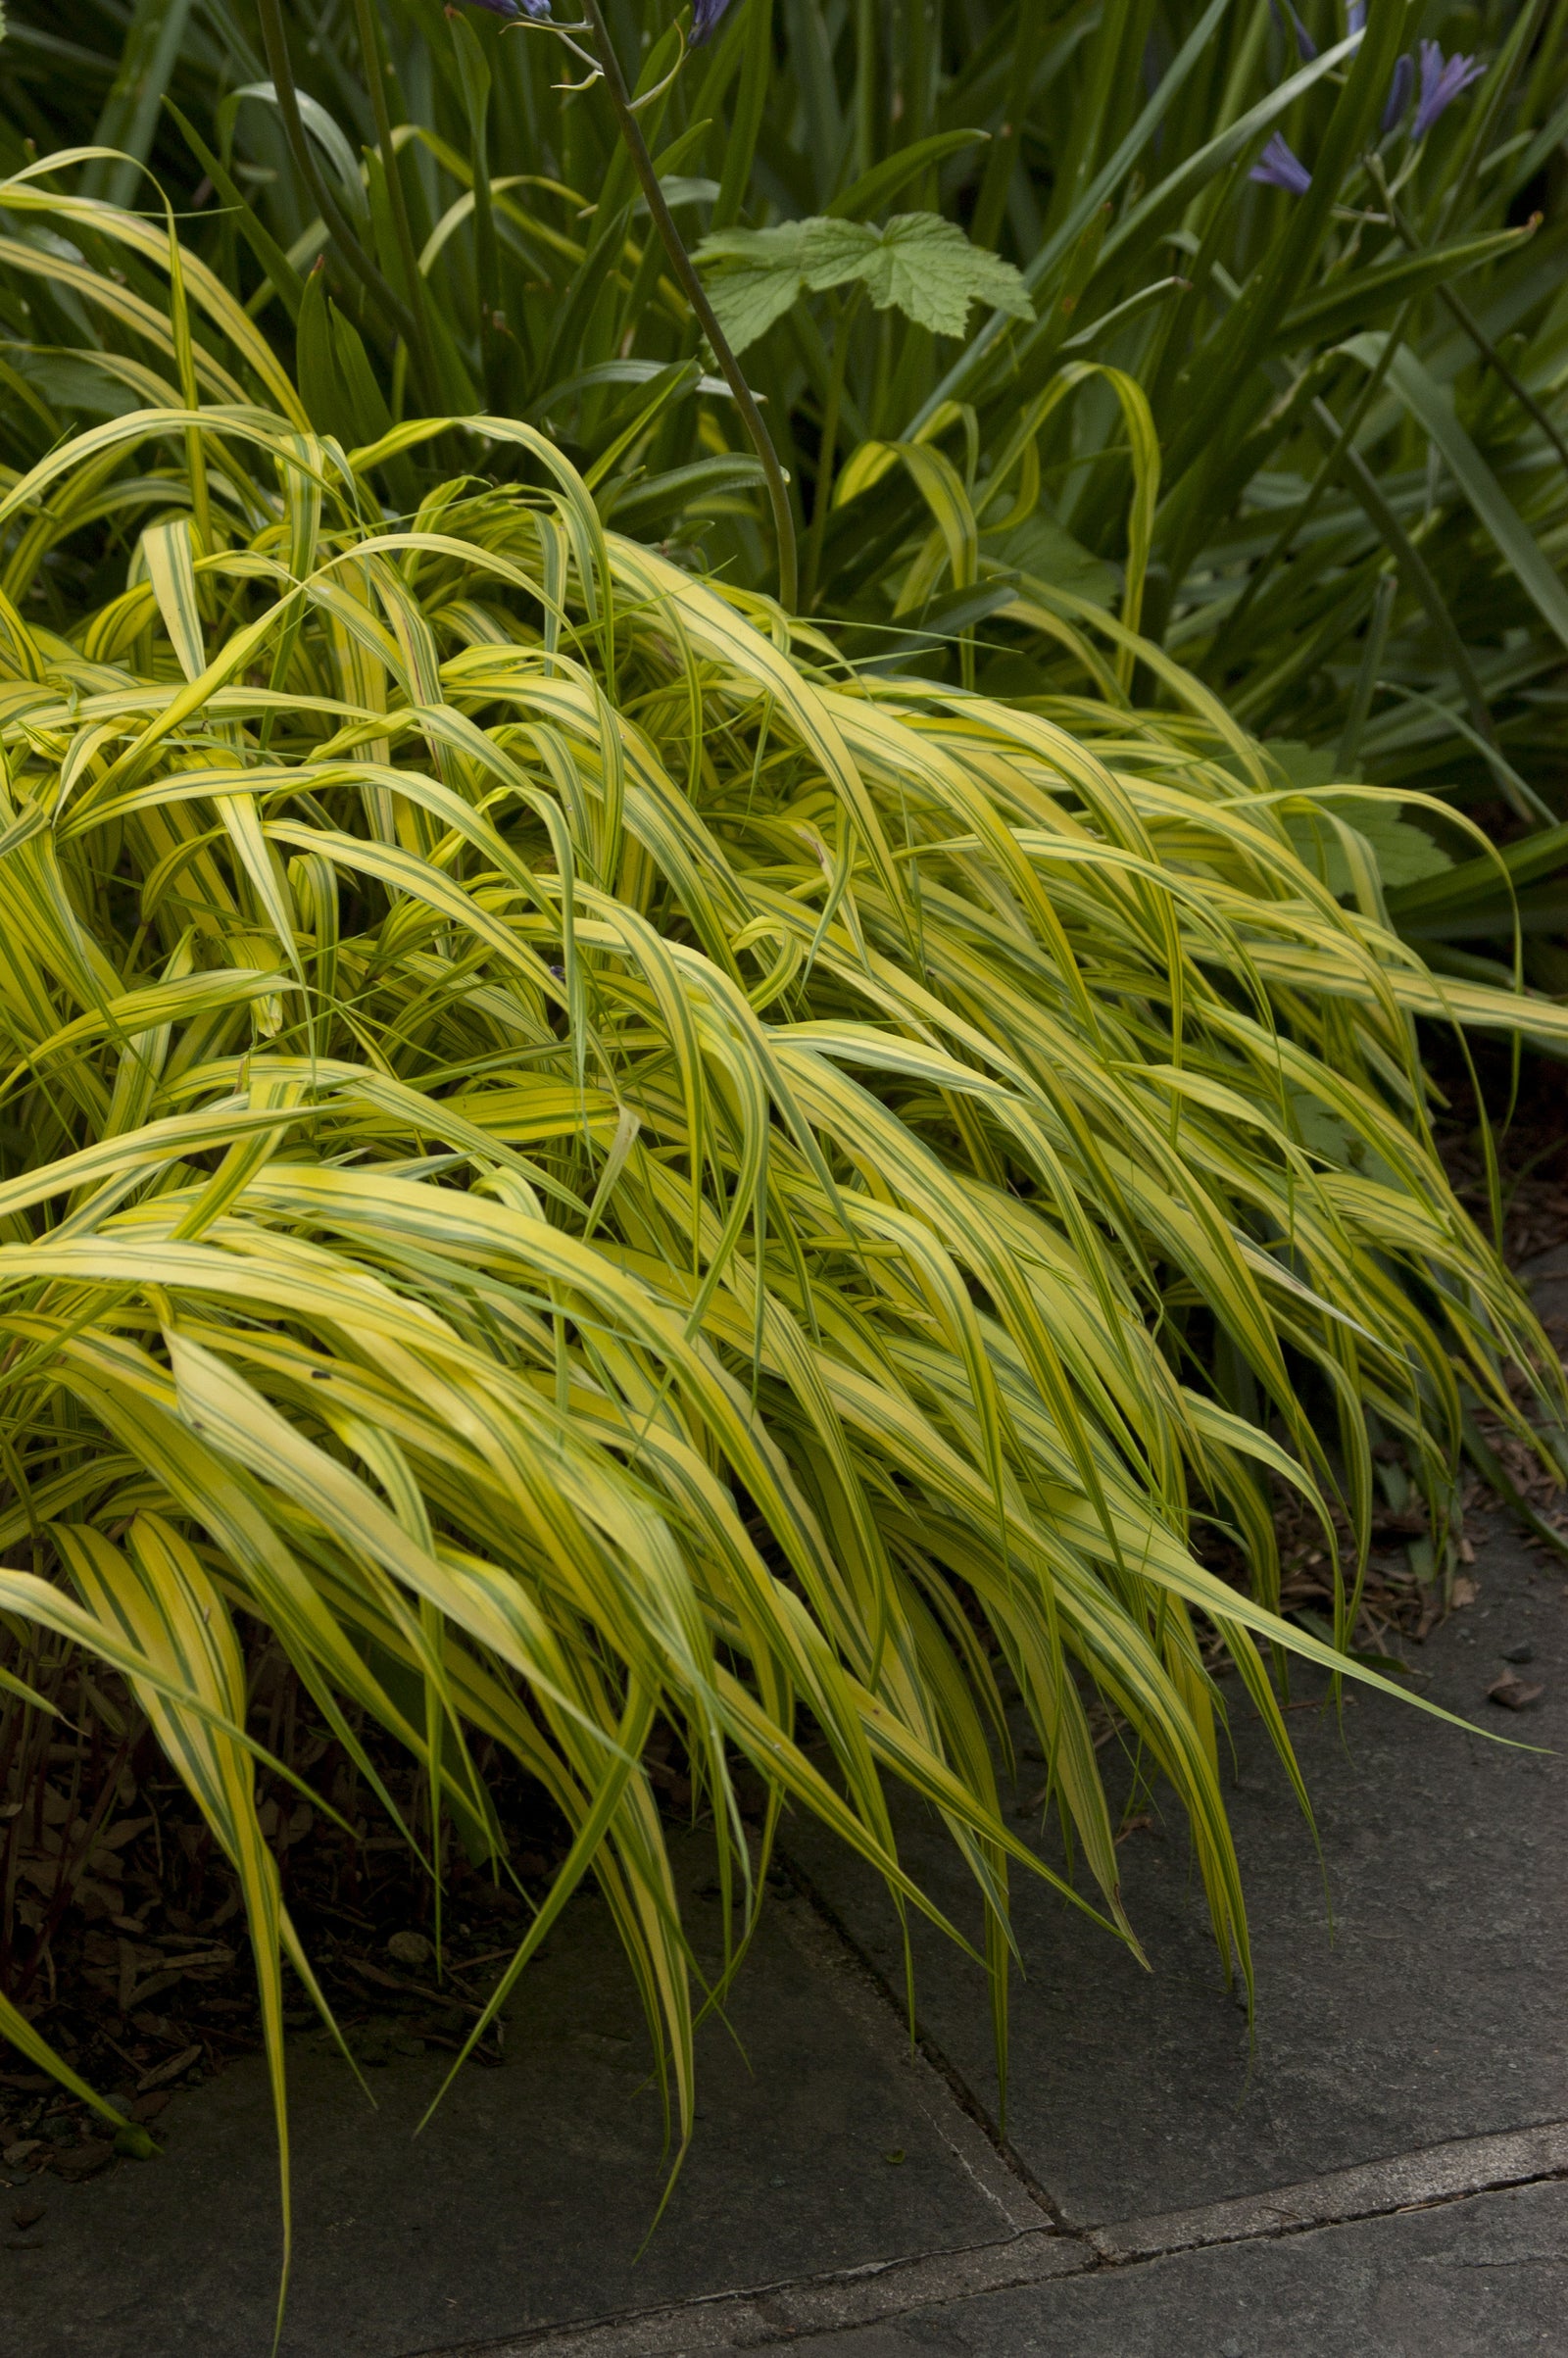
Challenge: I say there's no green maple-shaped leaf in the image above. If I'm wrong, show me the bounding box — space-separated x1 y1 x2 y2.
1269 754 1454 897
806 215 1034 335
1354 808 1452 889
694 222 812 355
695 214 1032 354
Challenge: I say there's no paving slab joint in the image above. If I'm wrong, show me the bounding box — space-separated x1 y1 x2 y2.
419 2119 1568 2357
1086 2117 1568 2265
770 1847 1064 2236
414 2227 1091 2357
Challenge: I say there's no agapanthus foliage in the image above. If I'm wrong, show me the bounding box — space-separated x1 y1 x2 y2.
1 0 1563 873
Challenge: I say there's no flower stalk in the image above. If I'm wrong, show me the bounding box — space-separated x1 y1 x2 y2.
251 0 413 341
577 0 799 613
254 0 428 387
348 0 445 415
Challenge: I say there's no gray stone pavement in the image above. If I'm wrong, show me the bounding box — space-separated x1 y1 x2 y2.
787 1509 1568 2228
0 1877 1021 2355
5 1297 1566 2354
725 2182 1568 2357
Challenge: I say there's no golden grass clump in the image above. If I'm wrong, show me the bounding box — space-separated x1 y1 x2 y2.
0 369 1563 2270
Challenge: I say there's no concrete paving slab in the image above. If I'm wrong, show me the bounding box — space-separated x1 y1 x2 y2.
1088 2116 1568 2260
0 1879 1019 2358
454 2230 1086 2358
444 2114 1568 2356
785 1515 1568 2228
760 2177 1568 2356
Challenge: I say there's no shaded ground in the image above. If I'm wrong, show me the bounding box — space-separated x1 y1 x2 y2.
0 1497 1563 2357
2 1123 1565 2354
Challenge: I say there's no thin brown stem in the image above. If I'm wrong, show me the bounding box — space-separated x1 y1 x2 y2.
255 0 421 360
1369 163 1568 481
348 0 443 415
578 0 798 613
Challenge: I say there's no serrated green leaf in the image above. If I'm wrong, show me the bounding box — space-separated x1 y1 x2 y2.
1284 797 1454 897
808 214 1033 337
697 214 1032 351
694 221 812 354
699 263 808 356
1264 741 1340 793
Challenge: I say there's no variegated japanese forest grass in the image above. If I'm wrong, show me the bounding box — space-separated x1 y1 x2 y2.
1 398 1565 2300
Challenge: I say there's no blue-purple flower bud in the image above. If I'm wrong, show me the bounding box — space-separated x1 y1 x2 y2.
1250 131 1312 196
1269 0 1316 59
1412 40 1486 137
1381 52 1414 133
690 0 736 43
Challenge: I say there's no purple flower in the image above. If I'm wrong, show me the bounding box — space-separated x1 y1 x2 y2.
1412 40 1486 136
1250 132 1312 195
1269 0 1316 60
1381 52 1413 133
456 0 552 16
690 0 736 42
1348 2 1364 30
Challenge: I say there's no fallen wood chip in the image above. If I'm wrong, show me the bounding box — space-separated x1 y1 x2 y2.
1488 1672 1545 1710
345 1956 479 2013
135 2043 202 2094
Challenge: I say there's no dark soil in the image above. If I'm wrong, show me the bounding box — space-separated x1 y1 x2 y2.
0 1668 577 2181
